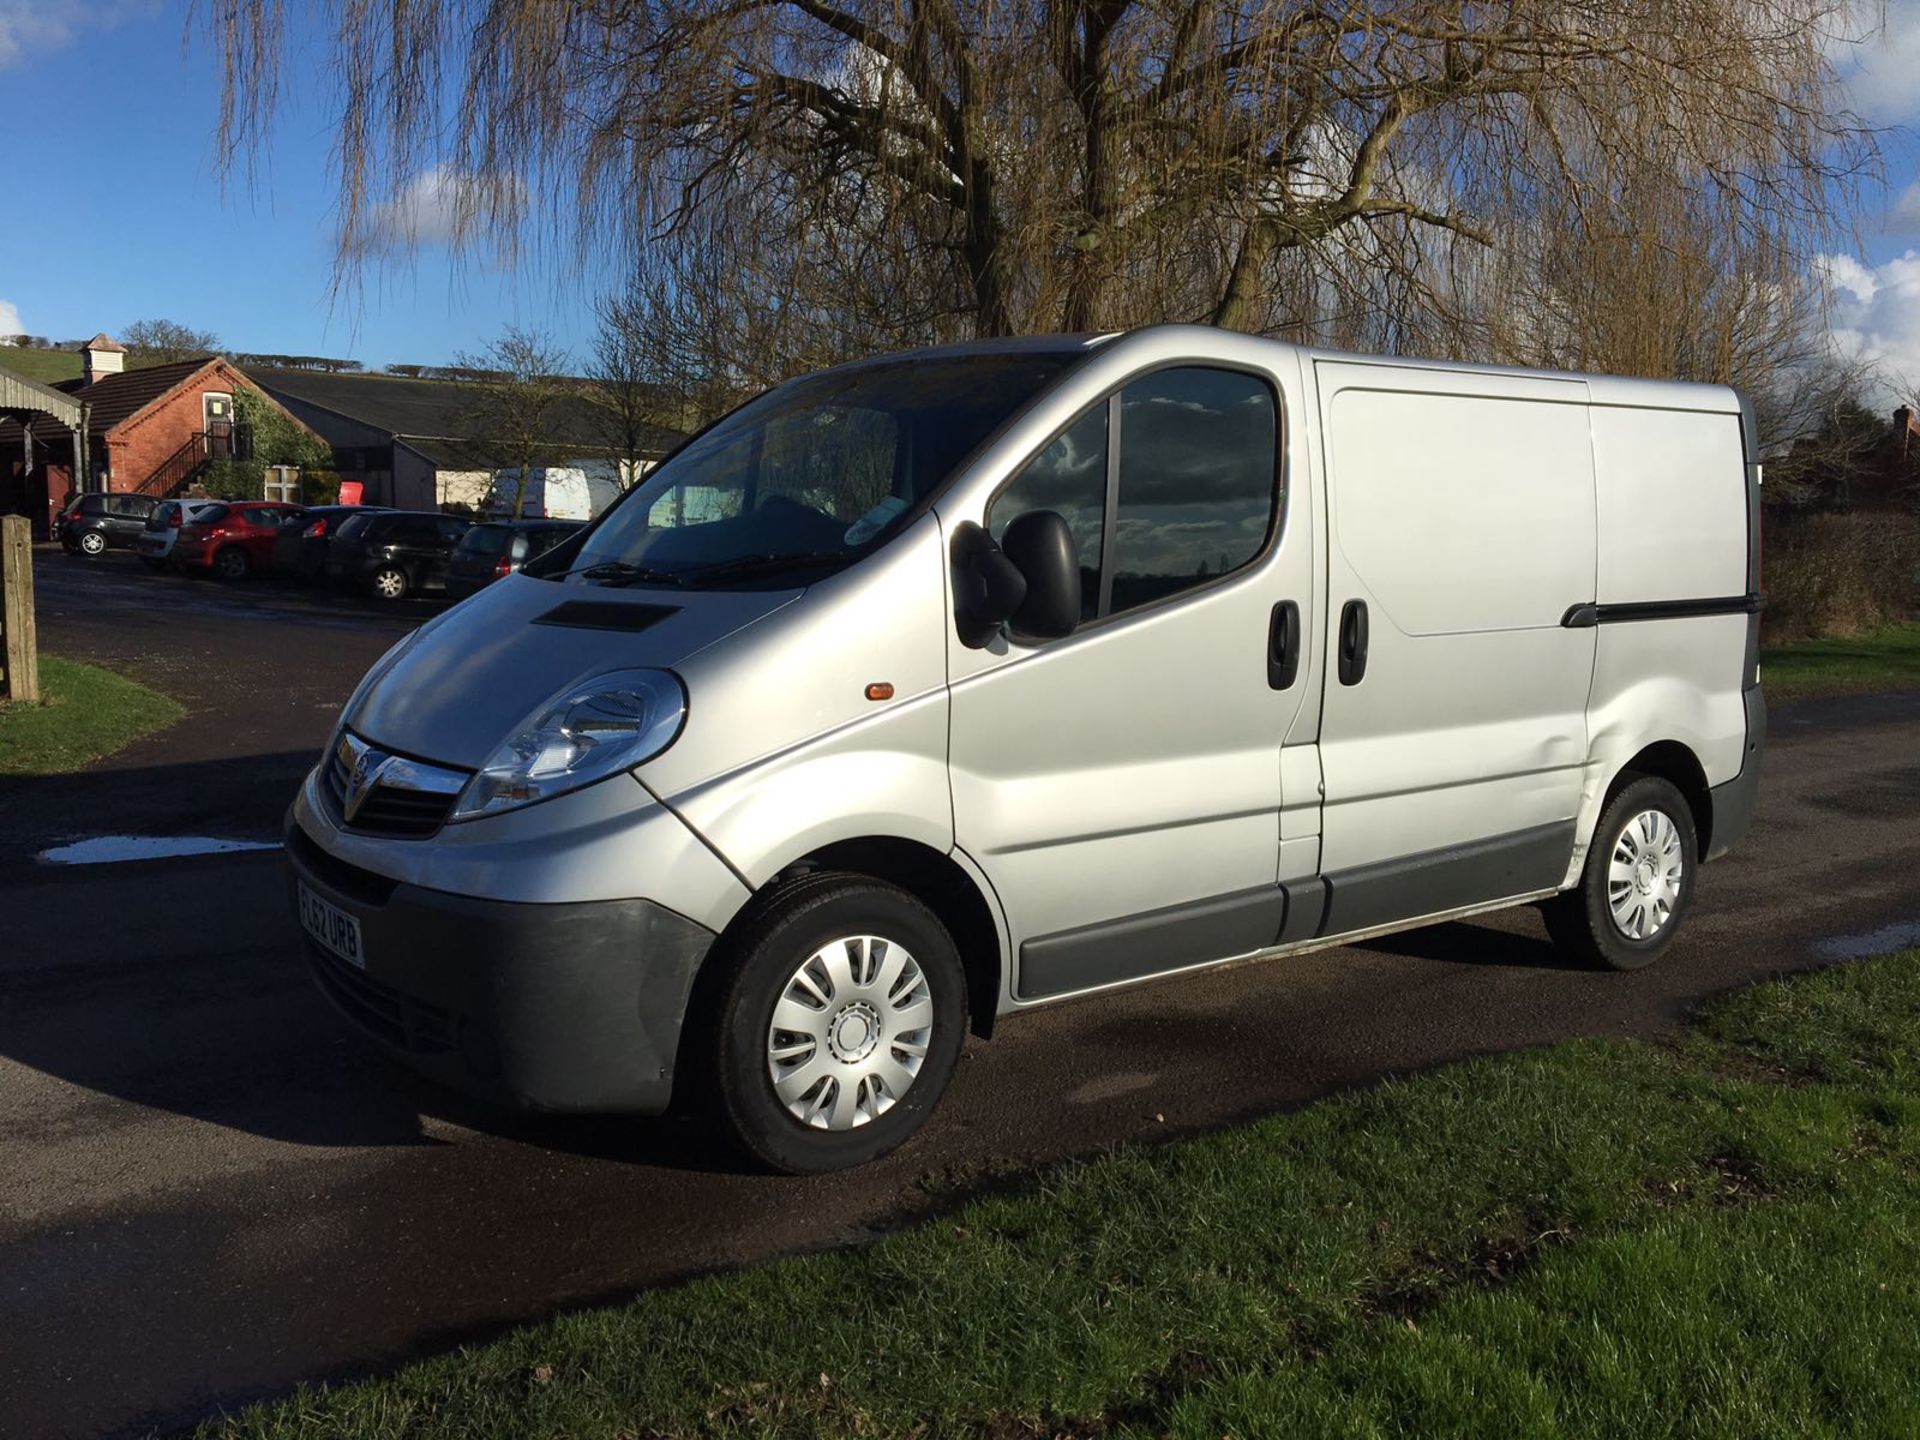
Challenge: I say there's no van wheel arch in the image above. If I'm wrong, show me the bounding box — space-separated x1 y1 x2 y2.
699 838 1003 1043
1607 741 1712 858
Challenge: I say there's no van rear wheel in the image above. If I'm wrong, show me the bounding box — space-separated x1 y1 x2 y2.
703 873 967 1173
1545 775 1697 971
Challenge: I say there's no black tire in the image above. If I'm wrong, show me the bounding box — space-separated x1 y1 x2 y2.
213 546 251 581
702 872 968 1173
370 565 410 601
1544 775 1698 971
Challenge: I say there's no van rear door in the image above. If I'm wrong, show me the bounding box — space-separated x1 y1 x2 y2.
1311 362 1597 935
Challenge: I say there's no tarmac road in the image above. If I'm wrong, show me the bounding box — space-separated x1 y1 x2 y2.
5 547 1920 1438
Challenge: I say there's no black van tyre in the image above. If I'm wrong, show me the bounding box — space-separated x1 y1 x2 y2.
371 565 409 601
705 872 968 1173
1544 775 1698 972
213 546 250 581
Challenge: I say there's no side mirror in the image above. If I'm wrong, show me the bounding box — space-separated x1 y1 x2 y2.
1000 510 1080 640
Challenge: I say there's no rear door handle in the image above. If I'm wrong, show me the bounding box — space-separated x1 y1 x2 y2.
1338 599 1369 686
1267 601 1300 689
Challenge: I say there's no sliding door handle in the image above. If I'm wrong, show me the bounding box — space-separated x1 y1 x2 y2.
1338 599 1369 686
1267 600 1300 689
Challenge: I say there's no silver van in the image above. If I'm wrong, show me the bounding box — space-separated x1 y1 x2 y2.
287 326 1764 1171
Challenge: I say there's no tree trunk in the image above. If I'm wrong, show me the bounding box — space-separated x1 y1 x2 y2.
1212 217 1277 331
1063 4 1121 332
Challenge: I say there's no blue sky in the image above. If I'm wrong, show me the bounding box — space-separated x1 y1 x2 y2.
0 1 1915 382
0 1 608 369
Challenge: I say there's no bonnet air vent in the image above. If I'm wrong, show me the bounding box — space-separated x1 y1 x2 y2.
531 601 680 633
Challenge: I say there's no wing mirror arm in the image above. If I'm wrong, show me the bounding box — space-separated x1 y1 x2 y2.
953 522 1028 648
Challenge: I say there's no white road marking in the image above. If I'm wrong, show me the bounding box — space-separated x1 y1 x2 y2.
36 835 282 865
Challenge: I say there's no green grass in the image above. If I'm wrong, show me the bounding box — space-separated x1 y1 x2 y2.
0 347 82 385
1762 620 1920 702
0 655 182 774
200 948 1920 1439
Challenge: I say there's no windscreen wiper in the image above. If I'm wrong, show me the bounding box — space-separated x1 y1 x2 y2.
681 551 851 587
549 559 688 587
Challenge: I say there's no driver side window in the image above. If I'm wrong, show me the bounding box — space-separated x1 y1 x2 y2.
987 366 1280 630
987 406 1106 621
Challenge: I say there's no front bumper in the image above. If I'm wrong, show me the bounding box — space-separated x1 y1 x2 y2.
285 819 717 1113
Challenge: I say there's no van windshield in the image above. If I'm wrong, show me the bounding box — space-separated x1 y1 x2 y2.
542 351 1081 588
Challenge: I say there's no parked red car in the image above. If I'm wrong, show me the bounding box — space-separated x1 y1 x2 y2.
170 501 307 580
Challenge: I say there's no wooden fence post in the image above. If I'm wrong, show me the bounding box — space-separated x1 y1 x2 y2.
1 514 38 703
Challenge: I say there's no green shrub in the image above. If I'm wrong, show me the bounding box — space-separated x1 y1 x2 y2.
199 458 264 500
1761 511 1920 643
237 385 334 473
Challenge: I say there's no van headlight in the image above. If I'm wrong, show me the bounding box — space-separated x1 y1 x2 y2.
449 669 687 821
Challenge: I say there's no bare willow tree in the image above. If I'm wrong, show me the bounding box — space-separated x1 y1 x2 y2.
455 326 574 519
210 0 1869 385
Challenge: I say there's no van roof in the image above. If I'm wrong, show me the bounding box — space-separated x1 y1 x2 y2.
839 325 1740 414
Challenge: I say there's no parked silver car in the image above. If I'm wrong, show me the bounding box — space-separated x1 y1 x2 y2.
133 499 225 569
288 325 1764 1172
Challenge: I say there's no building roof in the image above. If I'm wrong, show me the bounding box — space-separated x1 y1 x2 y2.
250 367 684 460
84 333 127 354
0 357 220 444
0 368 84 430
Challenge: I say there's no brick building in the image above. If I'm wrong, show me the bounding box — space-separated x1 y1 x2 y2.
0 335 319 539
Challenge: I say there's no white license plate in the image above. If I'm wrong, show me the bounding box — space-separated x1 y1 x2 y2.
299 882 365 968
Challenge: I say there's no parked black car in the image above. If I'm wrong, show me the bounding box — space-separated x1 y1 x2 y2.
323 511 474 600
271 505 392 580
58 493 164 556
444 520 583 600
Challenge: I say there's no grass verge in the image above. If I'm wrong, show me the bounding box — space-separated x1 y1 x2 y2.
201 948 1920 1439
0 655 183 775
1762 620 1920 702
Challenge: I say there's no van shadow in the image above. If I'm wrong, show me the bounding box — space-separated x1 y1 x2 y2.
1353 917 1587 970
0 750 732 1173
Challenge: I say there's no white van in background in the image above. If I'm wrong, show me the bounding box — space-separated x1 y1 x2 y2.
485 466 624 522
289 326 1763 1173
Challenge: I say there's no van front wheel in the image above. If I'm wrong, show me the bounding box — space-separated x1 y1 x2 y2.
704 874 967 1173
1545 775 1698 971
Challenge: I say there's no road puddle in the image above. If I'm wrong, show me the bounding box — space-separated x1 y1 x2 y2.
1815 921 1920 960
35 835 282 866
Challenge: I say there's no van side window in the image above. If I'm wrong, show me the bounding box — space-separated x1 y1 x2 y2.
1110 368 1278 614
987 406 1107 621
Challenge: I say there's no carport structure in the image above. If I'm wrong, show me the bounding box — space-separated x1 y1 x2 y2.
0 369 89 539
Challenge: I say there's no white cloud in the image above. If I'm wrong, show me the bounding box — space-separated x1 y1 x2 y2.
365 166 524 252
0 1 158 70
0 300 20 338
1816 249 1920 393
1829 0 1920 124
1887 181 1920 237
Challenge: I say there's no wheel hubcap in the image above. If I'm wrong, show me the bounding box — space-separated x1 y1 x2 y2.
81 534 103 553
377 573 402 597
767 935 933 1131
1608 808 1685 940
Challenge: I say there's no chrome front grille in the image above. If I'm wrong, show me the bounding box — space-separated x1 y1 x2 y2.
323 731 468 838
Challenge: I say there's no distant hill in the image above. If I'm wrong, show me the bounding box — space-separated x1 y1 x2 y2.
0 348 82 385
